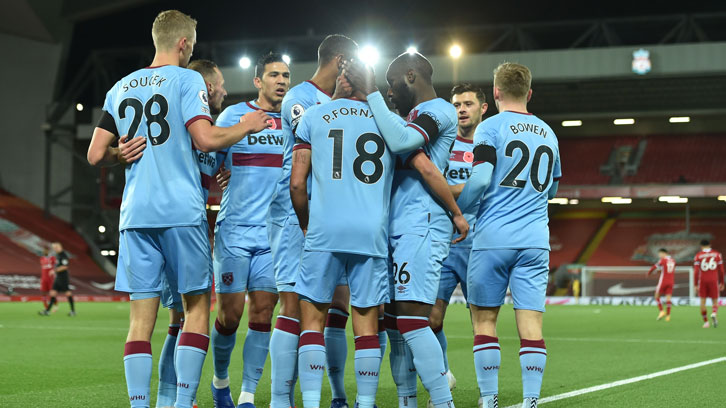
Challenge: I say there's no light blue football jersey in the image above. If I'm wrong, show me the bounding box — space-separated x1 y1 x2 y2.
267 81 331 226
215 101 284 226
472 111 561 250
101 65 212 230
389 98 457 241
194 149 224 205
294 98 394 257
445 136 478 248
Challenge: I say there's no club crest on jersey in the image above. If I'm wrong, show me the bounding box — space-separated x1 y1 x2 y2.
221 272 233 285
463 151 474 163
198 90 209 106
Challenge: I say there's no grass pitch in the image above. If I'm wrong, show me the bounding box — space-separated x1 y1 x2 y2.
1 302 724 407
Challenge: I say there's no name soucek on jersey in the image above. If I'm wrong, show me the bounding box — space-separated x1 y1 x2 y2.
268 81 331 226
472 111 561 250
216 101 283 226
294 98 395 257
390 98 458 241
101 65 212 230
446 136 477 247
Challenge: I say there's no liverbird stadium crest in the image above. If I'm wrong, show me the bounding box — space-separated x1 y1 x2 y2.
632 48 651 75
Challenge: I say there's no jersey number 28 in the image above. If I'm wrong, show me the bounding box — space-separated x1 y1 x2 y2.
118 95 170 145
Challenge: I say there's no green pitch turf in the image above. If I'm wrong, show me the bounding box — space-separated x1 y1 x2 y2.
1 302 724 407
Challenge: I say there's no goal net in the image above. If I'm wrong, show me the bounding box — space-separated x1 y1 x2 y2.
580 266 694 298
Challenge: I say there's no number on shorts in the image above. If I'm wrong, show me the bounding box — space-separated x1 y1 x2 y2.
392 262 411 284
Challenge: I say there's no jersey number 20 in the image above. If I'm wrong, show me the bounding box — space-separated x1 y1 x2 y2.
118 95 171 145
327 129 385 184
499 140 554 192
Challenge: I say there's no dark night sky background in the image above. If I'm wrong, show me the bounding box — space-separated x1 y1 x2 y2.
69 1 726 58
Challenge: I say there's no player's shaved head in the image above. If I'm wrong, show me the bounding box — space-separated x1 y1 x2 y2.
188 59 219 83
318 34 358 65
387 52 434 84
493 62 532 100
151 10 197 51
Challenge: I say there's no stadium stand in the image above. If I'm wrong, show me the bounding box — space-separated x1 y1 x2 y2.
588 215 726 266
549 213 606 267
0 190 118 298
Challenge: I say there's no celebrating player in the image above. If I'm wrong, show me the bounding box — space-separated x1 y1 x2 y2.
38 244 56 310
210 52 289 408
428 83 488 399
87 10 270 408
646 248 676 322
345 53 468 408
290 77 394 408
456 62 561 408
265 34 358 408
39 242 74 316
693 240 724 328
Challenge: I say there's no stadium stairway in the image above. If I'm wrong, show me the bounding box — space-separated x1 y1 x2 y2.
0 190 121 300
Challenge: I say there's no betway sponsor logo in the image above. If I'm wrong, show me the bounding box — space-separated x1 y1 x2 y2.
249 134 283 146
526 366 544 373
358 370 379 377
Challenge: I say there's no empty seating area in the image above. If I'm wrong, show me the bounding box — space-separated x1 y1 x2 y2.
558 133 726 185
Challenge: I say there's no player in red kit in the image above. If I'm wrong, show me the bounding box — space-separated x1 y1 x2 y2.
693 240 724 328
39 246 56 309
646 248 675 322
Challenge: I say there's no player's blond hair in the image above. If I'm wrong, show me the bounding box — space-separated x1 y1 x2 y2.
151 10 197 51
493 62 531 100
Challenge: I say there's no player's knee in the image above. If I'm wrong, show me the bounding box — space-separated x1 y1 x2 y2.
248 300 276 324
217 307 242 329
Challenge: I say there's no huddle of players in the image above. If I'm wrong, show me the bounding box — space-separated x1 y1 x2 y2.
647 241 724 327
86 9 562 408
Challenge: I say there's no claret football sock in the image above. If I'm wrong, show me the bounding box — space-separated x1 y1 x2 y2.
397 316 453 407
474 335 500 400
433 324 450 372
124 341 152 408
241 322 272 395
519 339 546 400
354 335 381 408
325 307 349 402
175 333 209 408
270 316 300 408
157 324 180 407
298 330 326 408
386 315 417 406
211 318 239 382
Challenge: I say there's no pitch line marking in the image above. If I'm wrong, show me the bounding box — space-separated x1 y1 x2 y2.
504 356 726 407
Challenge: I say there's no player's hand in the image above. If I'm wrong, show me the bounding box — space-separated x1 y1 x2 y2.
451 214 470 244
216 166 231 191
332 74 353 100
720 282 724 291
240 110 272 134
118 135 146 164
343 59 377 95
